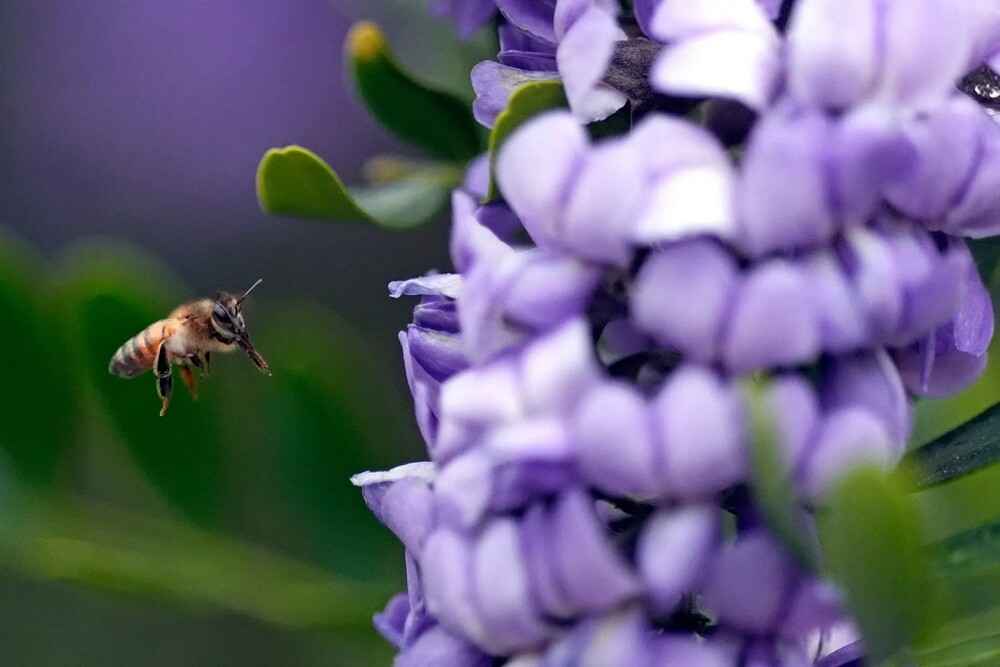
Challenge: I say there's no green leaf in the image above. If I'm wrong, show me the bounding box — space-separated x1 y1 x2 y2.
818 466 933 664
52 241 223 524
0 491 390 632
350 171 454 229
0 232 76 484
920 518 1000 664
257 146 455 228
347 22 482 161
932 517 1000 620
746 381 821 575
485 80 568 202
257 146 371 222
914 460 1000 544
254 303 418 580
919 607 1000 667
968 237 1000 290
906 401 1000 487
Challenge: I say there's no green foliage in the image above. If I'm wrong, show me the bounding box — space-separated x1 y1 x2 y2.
0 232 409 649
0 233 75 484
257 146 373 223
347 22 483 162
907 400 1000 487
745 381 820 575
52 242 224 525
819 466 934 664
914 461 1000 544
0 491 390 632
485 80 568 202
255 304 410 580
257 146 457 228
968 237 1000 290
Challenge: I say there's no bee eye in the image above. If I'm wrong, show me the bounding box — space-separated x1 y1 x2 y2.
212 304 233 327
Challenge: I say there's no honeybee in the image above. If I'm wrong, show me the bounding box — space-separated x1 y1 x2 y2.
109 279 271 416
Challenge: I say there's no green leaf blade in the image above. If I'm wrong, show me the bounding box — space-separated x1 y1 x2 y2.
818 466 934 664
347 22 482 162
0 232 76 484
746 381 821 576
906 401 1000 488
256 146 373 222
257 146 454 229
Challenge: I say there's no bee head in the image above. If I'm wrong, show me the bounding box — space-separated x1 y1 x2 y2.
210 279 262 341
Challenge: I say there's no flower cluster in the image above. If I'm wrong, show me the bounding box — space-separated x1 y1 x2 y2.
357 0 1000 664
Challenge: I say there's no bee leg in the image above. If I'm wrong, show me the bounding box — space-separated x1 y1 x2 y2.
179 363 198 400
188 354 206 380
155 341 173 417
203 352 211 378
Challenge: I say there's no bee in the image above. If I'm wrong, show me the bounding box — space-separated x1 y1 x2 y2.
109 279 271 416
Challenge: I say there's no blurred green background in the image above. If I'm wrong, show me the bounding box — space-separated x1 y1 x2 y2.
1 1 999 665
0 0 493 664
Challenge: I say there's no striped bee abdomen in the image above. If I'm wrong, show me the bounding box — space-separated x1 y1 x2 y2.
108 321 171 377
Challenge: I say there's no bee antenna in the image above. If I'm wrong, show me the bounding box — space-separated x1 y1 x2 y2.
237 278 263 305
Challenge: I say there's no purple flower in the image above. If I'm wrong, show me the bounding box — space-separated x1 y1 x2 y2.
650 0 781 111
429 0 497 38
471 0 627 126
353 1 1000 663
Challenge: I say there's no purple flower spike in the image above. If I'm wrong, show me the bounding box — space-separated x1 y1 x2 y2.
701 531 795 635
396 625 493 667
554 0 628 122
429 0 497 39
799 408 895 500
653 366 746 496
638 504 719 614
472 62 560 128
550 490 641 612
737 106 837 257
650 0 780 111
459 245 602 363
820 349 911 448
761 375 821 475
628 115 738 244
787 0 988 110
723 261 819 372
496 112 589 248
631 239 739 363
574 381 662 498
895 258 994 397
473 519 556 651
884 96 987 223
496 0 557 43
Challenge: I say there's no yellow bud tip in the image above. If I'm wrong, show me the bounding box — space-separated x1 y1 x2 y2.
347 22 385 61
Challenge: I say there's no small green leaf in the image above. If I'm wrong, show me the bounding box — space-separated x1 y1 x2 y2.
347 22 483 161
485 80 568 202
746 381 821 575
818 466 933 664
351 171 454 229
914 461 1000 544
257 146 455 229
906 401 1000 487
0 232 76 484
257 146 371 222
52 241 223 524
